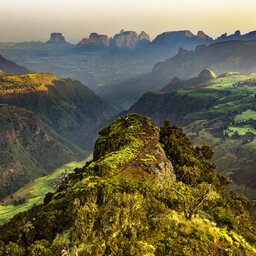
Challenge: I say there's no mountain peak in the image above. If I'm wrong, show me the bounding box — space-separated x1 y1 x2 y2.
197 30 211 40
234 30 241 36
139 31 150 41
77 33 109 48
91 114 175 185
47 32 66 43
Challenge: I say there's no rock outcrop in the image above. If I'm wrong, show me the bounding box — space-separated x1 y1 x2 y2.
111 30 140 50
47 32 66 43
197 30 212 40
77 33 110 48
139 31 150 41
110 30 150 50
92 114 175 186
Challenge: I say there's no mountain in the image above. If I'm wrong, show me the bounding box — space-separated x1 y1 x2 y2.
0 114 255 255
76 30 150 51
100 39 256 109
77 33 110 49
216 30 256 42
0 104 85 199
0 54 29 74
0 72 115 151
110 30 150 50
150 30 213 49
127 71 256 199
46 32 67 44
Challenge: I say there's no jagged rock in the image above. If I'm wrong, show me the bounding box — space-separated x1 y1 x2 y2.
77 33 109 48
216 30 256 42
198 69 217 81
47 32 66 43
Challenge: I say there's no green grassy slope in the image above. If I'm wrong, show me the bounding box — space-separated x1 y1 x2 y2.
0 160 87 225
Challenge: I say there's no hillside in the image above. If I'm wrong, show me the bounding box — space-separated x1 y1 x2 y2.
0 54 28 75
0 104 85 199
128 71 256 198
100 40 256 109
0 160 86 226
0 114 255 255
0 72 115 150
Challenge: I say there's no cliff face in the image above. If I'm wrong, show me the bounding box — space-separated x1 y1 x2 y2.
216 30 256 42
111 30 150 50
77 33 110 49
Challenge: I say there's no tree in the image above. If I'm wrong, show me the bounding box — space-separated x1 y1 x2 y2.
172 182 219 220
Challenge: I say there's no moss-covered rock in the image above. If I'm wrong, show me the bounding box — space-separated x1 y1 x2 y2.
91 114 175 186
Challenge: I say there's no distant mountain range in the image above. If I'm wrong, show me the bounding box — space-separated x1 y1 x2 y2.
100 39 256 109
2 29 256 96
48 29 256 52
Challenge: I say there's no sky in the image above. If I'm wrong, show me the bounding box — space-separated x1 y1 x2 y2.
0 0 256 43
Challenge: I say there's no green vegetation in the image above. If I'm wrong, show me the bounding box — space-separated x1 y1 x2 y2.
0 71 114 199
234 110 256 123
0 160 86 225
0 105 85 199
0 114 255 255
0 73 58 95
225 126 256 137
132 72 256 199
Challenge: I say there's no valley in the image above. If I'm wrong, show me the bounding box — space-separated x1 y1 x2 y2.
0 160 86 225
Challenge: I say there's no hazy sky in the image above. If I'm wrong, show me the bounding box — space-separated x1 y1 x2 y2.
1 0 256 43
